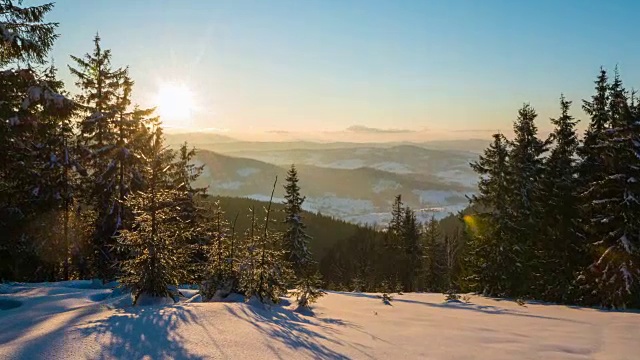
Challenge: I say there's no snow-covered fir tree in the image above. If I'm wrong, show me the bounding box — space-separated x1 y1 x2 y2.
581 72 640 308
116 127 190 304
281 165 324 307
69 36 154 281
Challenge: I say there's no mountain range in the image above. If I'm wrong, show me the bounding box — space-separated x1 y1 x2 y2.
179 133 481 225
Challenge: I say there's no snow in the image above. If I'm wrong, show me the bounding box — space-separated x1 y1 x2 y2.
1 282 638 359
214 181 244 190
371 162 413 174
436 169 478 187
372 179 401 194
413 189 468 206
321 159 366 169
236 167 261 177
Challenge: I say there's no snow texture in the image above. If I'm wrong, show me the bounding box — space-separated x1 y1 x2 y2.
1 282 638 359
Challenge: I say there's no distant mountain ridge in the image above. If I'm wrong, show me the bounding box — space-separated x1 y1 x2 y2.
192 146 477 225
165 131 490 153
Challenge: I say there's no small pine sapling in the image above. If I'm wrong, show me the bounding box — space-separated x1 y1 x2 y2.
293 271 326 308
444 288 461 302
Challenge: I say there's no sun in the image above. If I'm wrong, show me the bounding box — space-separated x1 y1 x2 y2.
154 83 196 128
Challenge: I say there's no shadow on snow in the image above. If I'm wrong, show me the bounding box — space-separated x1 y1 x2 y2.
77 305 204 360
225 302 375 360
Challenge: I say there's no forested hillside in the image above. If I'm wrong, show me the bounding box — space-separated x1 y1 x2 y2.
199 195 363 262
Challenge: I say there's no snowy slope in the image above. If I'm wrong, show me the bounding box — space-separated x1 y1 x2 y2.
1 282 638 359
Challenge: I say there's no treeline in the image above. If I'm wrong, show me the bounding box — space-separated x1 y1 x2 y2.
201 195 363 261
320 69 640 310
466 69 640 309
320 196 465 294
0 2 322 307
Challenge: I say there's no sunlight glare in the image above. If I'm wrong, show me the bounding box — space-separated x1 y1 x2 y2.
154 83 196 128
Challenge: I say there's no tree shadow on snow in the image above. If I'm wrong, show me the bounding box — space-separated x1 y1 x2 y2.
393 298 587 323
78 305 205 360
225 303 374 360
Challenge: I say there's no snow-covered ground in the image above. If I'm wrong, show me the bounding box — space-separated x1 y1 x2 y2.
1 282 638 359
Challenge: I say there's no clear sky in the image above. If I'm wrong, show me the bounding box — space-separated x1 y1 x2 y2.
44 0 640 140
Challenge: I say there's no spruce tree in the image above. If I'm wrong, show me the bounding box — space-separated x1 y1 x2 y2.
116 128 189 304
282 164 312 277
69 36 154 281
504 104 547 296
581 72 640 308
468 133 510 295
537 95 582 301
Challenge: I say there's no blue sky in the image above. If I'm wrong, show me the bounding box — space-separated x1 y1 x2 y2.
44 0 640 139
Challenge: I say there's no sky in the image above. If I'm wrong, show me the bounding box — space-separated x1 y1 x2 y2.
43 0 640 141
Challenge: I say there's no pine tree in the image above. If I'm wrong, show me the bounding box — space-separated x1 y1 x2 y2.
282 164 312 277
292 271 325 308
116 128 190 304
536 95 583 301
581 72 640 308
468 133 511 295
